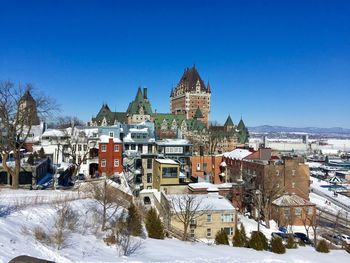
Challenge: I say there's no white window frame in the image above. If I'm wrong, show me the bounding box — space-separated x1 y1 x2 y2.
109 131 114 137
101 159 106 167
221 213 233 222
206 214 212 223
206 228 211 238
114 159 119 167
114 144 119 152
101 144 107 152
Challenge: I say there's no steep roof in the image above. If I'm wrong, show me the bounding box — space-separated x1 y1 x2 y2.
21 89 36 102
175 66 209 93
92 104 127 125
127 87 153 115
193 107 204 119
224 115 234 127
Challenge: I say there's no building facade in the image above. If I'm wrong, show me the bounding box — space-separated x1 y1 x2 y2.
98 135 123 176
170 66 211 127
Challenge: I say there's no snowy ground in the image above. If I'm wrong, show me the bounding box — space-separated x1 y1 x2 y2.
1 189 349 263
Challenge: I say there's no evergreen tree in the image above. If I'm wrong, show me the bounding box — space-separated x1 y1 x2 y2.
33 151 38 161
145 208 164 239
270 237 286 254
27 153 35 165
126 203 142 236
316 240 329 253
285 234 297 249
240 223 248 247
248 231 268 251
232 224 247 247
215 229 229 245
38 147 46 159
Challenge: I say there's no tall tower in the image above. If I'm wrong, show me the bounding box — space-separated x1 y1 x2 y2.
19 89 40 126
170 66 211 127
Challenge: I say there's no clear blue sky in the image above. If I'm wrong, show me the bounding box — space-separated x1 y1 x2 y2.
1 0 349 128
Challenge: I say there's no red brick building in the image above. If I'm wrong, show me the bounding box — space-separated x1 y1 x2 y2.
98 135 123 176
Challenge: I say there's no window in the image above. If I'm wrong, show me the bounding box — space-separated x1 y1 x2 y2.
114 159 119 167
148 144 153 153
109 132 114 137
206 214 212 223
190 229 195 238
292 169 296 176
83 144 87 151
206 228 211 238
147 159 152 169
284 208 290 217
292 182 295 188
295 207 302 216
162 167 178 178
221 214 233 222
196 163 200 171
78 144 82 151
203 163 207 171
144 196 151 205
83 159 87 164
307 207 314 215
114 145 119 152
131 144 136 150
101 145 107 152
125 144 129 150
101 159 106 167
222 227 234 236
147 173 152 183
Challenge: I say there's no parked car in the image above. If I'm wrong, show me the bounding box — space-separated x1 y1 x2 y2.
321 233 343 245
294 232 312 245
271 232 290 242
339 234 350 245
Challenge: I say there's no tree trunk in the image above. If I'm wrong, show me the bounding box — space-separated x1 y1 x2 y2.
183 223 188 241
2 152 19 189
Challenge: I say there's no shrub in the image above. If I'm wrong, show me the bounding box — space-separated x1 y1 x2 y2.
285 234 297 249
38 147 46 159
248 231 268 251
33 226 47 241
233 224 247 247
270 237 286 254
316 240 329 253
27 154 35 165
127 203 143 236
215 229 229 245
145 208 164 239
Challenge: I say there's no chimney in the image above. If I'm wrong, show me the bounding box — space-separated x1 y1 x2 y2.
143 87 148 100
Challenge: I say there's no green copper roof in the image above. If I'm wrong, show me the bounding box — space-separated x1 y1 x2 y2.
224 115 234 127
193 107 204 119
127 87 153 115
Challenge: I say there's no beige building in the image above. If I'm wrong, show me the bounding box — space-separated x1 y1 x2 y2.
152 159 180 191
169 194 237 240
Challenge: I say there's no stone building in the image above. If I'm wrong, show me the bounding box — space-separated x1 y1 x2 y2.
19 89 40 126
170 66 211 127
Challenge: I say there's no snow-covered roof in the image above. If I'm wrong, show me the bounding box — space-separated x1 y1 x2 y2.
99 135 121 143
189 182 219 191
156 139 191 146
155 159 179 165
222 148 252 160
42 129 66 137
129 128 148 133
272 194 315 207
169 194 235 212
220 161 227 167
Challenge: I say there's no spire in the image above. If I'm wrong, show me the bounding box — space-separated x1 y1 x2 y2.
193 106 204 119
207 81 211 93
224 114 234 127
135 86 143 101
170 87 173 97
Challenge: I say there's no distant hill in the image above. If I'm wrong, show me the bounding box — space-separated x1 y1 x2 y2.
248 125 350 134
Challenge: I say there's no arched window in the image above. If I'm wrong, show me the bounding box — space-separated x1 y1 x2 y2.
143 196 151 205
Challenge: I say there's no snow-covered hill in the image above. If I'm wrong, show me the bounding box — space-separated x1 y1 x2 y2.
0 189 349 263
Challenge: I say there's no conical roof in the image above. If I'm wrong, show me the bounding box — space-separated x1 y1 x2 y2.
21 89 35 102
176 66 208 92
224 115 234 127
193 106 204 119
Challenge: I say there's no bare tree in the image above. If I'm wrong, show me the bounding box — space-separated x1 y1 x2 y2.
88 178 125 231
0 81 57 189
48 115 85 129
170 195 211 241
